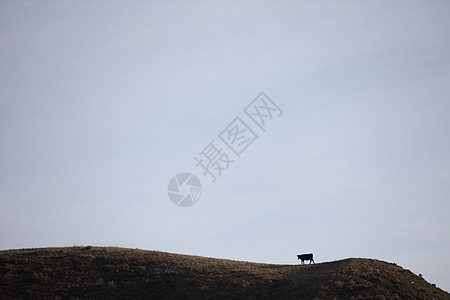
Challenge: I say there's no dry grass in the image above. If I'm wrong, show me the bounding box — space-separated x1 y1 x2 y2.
0 247 448 299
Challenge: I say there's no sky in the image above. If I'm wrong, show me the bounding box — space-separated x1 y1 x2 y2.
1 0 450 292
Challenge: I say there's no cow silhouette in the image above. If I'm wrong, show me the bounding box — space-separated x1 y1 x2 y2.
297 253 314 264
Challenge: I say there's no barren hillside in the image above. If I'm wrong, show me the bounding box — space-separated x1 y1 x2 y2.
0 247 448 299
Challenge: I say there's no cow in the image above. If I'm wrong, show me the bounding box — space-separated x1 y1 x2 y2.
297 253 314 264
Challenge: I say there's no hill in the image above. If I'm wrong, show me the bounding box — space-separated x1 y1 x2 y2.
0 247 448 299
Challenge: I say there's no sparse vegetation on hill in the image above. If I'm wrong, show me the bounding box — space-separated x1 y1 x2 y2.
0 247 448 299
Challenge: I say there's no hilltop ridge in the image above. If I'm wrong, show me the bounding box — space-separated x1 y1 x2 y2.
0 247 448 299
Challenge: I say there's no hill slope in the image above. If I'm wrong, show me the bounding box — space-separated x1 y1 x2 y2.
0 247 448 299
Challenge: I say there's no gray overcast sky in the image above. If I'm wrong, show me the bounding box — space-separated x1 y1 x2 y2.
1 0 450 292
